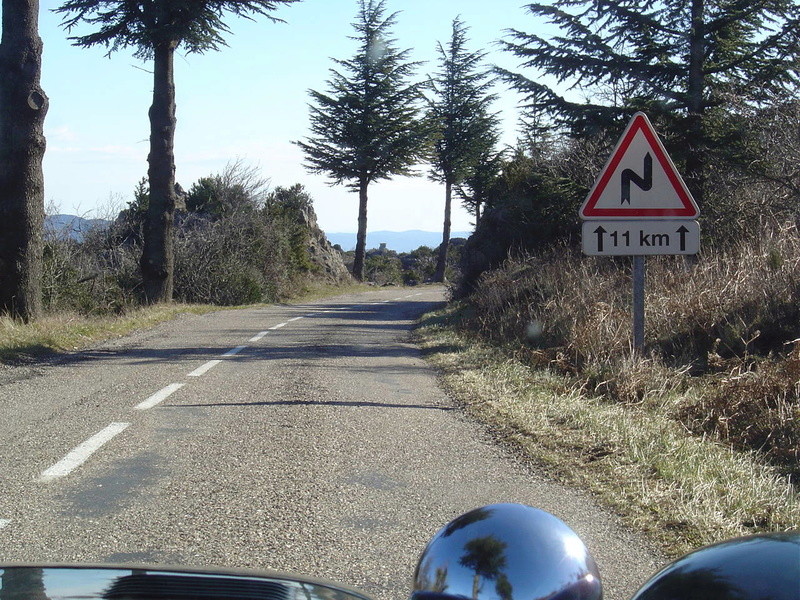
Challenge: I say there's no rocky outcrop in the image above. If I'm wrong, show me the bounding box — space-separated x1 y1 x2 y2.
299 204 352 284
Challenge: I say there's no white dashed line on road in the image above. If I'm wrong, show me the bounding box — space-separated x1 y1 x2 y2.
288 316 304 322
269 323 287 330
221 345 247 357
38 422 131 483
135 383 185 410
249 331 269 342
187 360 222 377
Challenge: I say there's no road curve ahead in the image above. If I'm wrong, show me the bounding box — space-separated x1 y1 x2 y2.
0 286 662 600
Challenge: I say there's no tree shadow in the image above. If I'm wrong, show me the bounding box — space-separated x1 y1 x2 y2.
166 398 454 411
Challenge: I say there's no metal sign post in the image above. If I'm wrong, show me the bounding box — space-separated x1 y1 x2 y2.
632 256 645 354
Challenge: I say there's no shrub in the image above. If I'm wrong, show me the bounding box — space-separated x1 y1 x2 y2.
172 212 274 305
365 252 403 285
42 224 140 315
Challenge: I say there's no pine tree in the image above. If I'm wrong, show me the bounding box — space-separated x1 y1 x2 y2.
57 0 299 303
498 0 800 209
426 17 499 282
456 145 504 228
0 0 49 321
296 0 425 281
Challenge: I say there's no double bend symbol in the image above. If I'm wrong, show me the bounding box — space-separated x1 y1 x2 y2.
621 152 652 204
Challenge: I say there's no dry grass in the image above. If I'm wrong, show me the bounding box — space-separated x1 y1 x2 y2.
279 279 376 303
0 305 219 362
680 348 800 475
415 312 800 557
456 223 800 475
414 222 800 555
0 281 373 363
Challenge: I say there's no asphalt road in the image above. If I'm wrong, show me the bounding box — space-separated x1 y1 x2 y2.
0 286 663 600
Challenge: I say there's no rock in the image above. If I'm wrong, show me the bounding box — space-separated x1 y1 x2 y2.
298 204 353 284
174 182 188 212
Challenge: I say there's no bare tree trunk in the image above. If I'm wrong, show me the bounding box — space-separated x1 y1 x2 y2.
352 178 368 281
141 38 177 303
434 179 452 282
0 0 48 321
686 0 705 208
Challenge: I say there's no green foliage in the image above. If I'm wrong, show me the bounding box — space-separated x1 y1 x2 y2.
365 252 402 285
296 0 426 188
41 167 339 310
264 184 316 275
457 146 504 225
174 176 319 305
350 241 464 285
460 90 800 293
296 0 426 281
42 229 141 315
426 17 500 281
186 178 224 216
172 213 271 305
113 177 149 244
426 18 499 187
401 245 437 284
457 142 587 294
499 0 800 132
56 0 300 58
497 0 800 212
186 160 267 218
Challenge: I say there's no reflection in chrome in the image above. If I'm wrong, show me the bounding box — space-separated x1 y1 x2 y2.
0 567 371 600
411 503 603 600
631 532 800 600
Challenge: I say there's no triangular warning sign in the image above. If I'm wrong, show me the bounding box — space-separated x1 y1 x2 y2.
580 112 699 219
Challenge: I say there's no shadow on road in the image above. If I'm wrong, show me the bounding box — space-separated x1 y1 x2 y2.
50 299 446 368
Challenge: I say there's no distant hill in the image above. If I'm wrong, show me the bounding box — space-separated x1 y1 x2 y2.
43 217 469 254
45 214 110 241
326 230 471 253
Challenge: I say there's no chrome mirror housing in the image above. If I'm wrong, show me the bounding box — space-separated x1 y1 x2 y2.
411 503 603 600
630 532 800 600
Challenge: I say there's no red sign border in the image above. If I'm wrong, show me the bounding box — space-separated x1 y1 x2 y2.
580 113 699 219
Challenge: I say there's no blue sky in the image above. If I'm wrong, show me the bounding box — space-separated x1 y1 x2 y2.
33 0 535 234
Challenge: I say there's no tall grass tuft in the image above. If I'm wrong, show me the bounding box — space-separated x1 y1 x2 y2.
459 222 800 474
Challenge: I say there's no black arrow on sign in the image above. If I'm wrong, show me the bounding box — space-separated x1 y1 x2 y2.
594 226 607 252
677 225 689 251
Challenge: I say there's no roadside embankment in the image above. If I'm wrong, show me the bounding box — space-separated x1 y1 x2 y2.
415 309 799 557
415 225 800 557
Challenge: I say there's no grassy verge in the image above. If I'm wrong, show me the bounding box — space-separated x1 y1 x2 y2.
0 282 376 363
414 304 800 558
280 280 377 303
0 304 221 362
